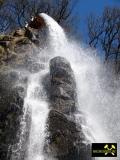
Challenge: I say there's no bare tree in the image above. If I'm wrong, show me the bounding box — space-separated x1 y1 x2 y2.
87 7 120 63
0 0 78 33
0 0 4 6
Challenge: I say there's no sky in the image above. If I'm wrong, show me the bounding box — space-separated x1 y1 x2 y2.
74 0 120 41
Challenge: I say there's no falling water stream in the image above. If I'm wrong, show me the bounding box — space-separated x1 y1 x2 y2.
16 13 120 160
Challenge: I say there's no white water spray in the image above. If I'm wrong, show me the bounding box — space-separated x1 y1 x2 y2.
40 13 67 52
25 71 49 160
40 13 120 159
17 13 120 160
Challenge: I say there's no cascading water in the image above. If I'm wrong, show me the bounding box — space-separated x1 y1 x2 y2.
25 71 49 160
26 14 68 160
16 13 120 160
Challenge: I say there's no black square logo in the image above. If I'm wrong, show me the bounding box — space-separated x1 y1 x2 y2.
92 143 117 157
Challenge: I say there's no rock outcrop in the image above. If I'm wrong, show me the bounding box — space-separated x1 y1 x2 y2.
45 56 94 160
0 70 30 160
49 56 77 114
0 16 47 68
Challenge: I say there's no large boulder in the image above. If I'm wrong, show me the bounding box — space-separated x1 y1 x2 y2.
45 57 94 160
49 56 77 114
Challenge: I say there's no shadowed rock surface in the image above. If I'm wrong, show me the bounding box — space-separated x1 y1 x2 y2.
50 56 77 114
45 56 94 160
0 70 30 160
0 16 48 160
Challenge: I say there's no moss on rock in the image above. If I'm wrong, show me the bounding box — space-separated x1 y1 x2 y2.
0 28 36 69
0 35 13 41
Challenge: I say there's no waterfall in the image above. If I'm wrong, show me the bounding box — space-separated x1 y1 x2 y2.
25 71 49 160
16 13 119 160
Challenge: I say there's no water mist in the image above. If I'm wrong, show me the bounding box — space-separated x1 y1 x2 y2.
15 13 120 160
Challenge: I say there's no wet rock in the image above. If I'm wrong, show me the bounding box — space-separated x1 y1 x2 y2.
45 109 93 160
24 55 45 73
49 56 77 114
0 71 29 160
45 56 94 160
46 110 83 156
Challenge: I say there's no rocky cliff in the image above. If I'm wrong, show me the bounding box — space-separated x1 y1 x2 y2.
0 17 45 160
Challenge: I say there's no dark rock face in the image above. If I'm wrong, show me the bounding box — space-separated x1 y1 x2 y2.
0 71 29 160
45 56 94 160
46 110 85 157
49 56 77 114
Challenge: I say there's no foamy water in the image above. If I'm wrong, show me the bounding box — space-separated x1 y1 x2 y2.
15 13 120 160
26 71 49 160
